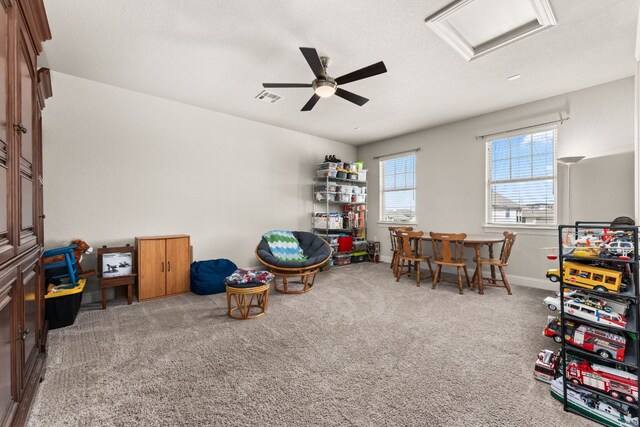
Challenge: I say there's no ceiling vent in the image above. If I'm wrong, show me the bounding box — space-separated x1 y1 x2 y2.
255 90 282 104
425 0 557 62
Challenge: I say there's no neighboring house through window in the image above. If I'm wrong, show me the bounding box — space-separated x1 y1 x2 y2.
486 127 557 226
380 153 416 223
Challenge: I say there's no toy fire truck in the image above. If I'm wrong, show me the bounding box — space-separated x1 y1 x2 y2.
543 317 627 362
534 349 561 384
566 359 638 403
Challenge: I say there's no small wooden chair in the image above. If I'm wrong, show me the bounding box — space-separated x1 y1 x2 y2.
430 232 470 294
97 245 137 309
473 231 517 295
389 226 413 275
395 231 433 286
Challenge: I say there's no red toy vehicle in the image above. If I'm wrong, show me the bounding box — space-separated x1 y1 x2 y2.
566 359 638 403
543 317 626 361
534 349 561 383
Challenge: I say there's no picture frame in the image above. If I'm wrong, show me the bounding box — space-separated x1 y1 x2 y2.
101 252 133 277
97 244 136 279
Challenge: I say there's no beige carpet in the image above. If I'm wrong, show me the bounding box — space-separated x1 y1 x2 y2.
27 262 593 426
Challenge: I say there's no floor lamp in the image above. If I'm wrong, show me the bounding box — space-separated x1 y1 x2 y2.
557 155 585 224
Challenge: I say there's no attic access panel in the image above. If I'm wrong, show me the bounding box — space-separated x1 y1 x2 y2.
425 0 556 61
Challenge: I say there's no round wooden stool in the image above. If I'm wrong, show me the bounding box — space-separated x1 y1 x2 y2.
225 282 270 320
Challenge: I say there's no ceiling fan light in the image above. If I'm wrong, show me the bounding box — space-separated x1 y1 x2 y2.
313 80 337 98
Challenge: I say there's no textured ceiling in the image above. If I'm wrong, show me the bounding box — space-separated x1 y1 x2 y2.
41 0 638 145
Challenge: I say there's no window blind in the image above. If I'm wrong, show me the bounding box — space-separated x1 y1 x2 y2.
486 128 557 226
380 154 416 223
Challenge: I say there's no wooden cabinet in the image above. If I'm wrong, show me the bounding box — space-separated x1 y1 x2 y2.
0 1 51 426
136 235 190 301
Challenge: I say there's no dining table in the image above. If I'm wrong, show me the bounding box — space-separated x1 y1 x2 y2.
420 234 506 295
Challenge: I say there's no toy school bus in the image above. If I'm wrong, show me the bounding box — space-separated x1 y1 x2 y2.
546 262 623 293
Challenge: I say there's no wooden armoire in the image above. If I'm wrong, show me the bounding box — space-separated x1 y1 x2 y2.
0 1 51 426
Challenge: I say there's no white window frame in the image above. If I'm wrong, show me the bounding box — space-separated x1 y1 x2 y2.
484 125 558 229
378 153 417 225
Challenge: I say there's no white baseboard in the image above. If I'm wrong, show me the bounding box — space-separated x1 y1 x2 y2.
380 255 393 264
507 274 553 290
377 259 552 291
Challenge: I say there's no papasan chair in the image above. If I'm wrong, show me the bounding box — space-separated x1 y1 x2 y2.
256 231 332 294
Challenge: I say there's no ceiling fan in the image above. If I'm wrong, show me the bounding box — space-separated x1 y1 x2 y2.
262 47 387 111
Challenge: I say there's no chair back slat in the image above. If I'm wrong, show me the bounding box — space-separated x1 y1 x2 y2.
430 232 467 262
499 231 517 264
389 226 413 252
397 231 423 259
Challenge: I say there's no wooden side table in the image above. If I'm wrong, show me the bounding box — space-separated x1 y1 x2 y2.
97 244 137 309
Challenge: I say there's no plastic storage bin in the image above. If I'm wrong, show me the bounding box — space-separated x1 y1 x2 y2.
351 252 368 263
357 170 367 181
353 240 368 252
318 162 338 170
315 192 335 202
313 214 342 230
44 278 86 329
337 193 351 203
352 194 366 203
316 182 337 192
333 253 351 265
317 169 338 178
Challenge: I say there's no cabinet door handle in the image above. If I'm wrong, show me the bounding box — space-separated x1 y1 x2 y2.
13 123 27 134
161 262 164 272
167 261 171 272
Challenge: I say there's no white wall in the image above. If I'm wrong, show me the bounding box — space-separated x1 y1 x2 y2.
357 77 635 285
43 71 356 301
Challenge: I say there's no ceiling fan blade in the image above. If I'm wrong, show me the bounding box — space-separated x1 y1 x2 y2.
300 47 324 79
335 61 387 86
335 88 369 106
262 83 312 88
301 94 321 111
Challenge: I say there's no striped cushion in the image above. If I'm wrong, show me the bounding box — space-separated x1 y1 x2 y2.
262 230 308 262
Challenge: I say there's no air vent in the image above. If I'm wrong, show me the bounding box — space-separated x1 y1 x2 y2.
255 90 282 104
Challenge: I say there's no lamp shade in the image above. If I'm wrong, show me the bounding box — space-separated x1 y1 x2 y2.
557 156 585 165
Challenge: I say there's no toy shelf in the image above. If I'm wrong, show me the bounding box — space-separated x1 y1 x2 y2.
313 227 365 232
565 342 638 370
555 222 639 426
561 281 637 303
312 163 369 267
313 177 367 185
565 381 637 408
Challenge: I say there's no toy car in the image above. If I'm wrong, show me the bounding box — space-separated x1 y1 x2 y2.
566 359 638 403
543 295 627 329
543 317 626 361
565 290 629 316
546 261 623 293
534 349 561 384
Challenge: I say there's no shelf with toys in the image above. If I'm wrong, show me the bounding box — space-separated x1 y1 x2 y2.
536 221 639 426
312 156 371 267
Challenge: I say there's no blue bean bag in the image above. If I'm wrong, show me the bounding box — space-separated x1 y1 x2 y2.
190 259 238 295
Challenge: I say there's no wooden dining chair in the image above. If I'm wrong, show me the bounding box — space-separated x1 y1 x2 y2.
395 231 433 286
473 231 517 295
430 232 470 294
389 226 413 275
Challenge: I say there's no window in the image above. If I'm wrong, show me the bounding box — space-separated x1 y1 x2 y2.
486 127 557 226
380 154 416 223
